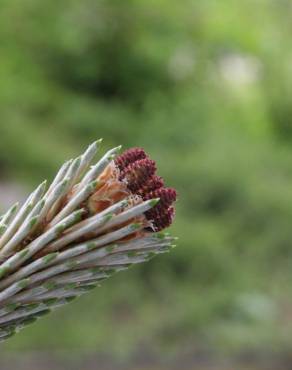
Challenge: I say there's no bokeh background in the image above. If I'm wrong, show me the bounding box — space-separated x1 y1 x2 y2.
0 0 292 369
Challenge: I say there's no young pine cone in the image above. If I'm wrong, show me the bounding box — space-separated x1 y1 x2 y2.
0 140 177 342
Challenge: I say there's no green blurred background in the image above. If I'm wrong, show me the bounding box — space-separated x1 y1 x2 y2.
0 0 292 369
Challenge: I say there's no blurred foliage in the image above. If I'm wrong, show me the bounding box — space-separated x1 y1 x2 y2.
0 0 292 358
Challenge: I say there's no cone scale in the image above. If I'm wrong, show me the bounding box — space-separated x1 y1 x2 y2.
0 141 177 342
